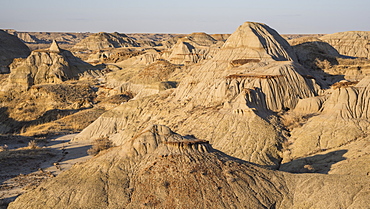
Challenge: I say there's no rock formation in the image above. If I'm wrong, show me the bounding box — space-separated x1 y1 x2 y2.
4 41 100 91
284 76 370 159
210 33 231 41
49 40 61 53
4 30 90 45
222 22 297 62
320 31 370 59
290 34 370 85
73 32 140 51
0 30 30 73
166 32 221 65
9 125 370 208
73 22 320 168
4 21 370 208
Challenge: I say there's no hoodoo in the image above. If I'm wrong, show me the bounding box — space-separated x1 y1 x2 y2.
49 40 61 53
4 41 99 91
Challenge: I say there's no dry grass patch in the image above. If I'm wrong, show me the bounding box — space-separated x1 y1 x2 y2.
131 60 179 84
331 81 359 89
20 108 105 137
230 59 260 67
281 112 317 131
87 137 114 156
226 74 283 79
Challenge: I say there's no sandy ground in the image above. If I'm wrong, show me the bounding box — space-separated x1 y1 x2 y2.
0 134 92 208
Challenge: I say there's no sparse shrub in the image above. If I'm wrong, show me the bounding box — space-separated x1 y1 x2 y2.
281 112 317 130
331 81 359 89
27 140 40 149
315 58 332 70
87 137 114 156
230 59 260 67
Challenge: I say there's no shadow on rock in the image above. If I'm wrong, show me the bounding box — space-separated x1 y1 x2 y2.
279 149 347 174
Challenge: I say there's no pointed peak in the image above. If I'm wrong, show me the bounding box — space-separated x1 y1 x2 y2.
222 21 297 62
49 40 61 53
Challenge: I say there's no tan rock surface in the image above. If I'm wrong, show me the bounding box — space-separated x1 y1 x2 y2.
4 41 101 91
320 31 370 59
73 32 140 51
166 32 222 65
9 125 370 209
280 76 370 176
74 22 319 168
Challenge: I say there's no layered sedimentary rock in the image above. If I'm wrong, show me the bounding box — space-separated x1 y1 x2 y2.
221 22 297 62
0 30 30 73
287 77 370 158
166 32 221 65
73 32 140 51
74 22 319 168
291 33 370 84
280 77 370 176
9 125 370 209
4 41 99 91
320 31 370 59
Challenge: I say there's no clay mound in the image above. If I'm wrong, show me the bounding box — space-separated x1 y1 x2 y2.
291 38 370 83
187 32 218 46
10 125 289 208
73 32 140 51
166 32 221 65
74 22 319 168
0 30 30 73
173 61 319 112
10 125 370 208
211 33 231 41
130 60 179 85
320 31 370 59
284 76 370 162
170 22 314 108
221 22 297 62
4 41 101 91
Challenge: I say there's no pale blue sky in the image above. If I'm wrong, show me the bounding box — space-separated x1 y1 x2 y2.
1 0 369 34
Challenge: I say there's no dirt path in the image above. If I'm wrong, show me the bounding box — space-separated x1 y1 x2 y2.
0 134 92 208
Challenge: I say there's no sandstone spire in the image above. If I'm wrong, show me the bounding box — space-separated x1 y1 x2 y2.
49 40 61 53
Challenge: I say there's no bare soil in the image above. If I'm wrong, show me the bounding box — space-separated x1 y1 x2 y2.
0 134 92 208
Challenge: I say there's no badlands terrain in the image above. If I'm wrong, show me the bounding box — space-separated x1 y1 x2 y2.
0 22 370 208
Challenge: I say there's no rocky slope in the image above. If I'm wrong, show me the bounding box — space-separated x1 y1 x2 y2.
73 22 320 169
72 32 141 51
320 31 370 59
165 32 222 65
280 77 370 174
9 125 370 209
3 40 102 91
3 22 370 208
0 30 30 73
